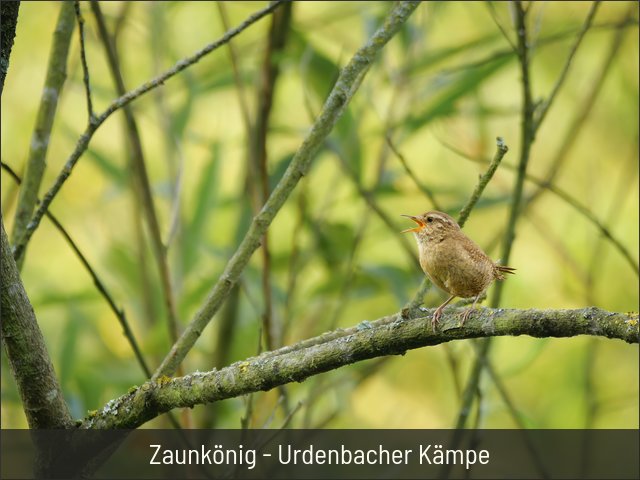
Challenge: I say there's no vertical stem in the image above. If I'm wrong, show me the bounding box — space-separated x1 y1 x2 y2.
492 2 534 288
10 2 75 267
252 2 293 351
74 1 95 121
456 0 535 432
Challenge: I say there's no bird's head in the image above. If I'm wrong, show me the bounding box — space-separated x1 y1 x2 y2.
401 211 460 242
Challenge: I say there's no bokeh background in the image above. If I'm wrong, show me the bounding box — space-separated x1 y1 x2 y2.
1 1 638 429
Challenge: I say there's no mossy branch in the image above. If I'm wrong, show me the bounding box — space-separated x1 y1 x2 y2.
81 306 638 429
1 219 73 429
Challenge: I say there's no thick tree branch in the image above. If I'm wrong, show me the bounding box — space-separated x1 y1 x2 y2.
0 0 20 97
1 219 73 429
82 306 638 429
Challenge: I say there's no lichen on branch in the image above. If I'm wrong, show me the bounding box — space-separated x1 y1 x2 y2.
83 306 638 429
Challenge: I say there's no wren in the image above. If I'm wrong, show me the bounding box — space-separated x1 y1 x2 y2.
402 210 515 331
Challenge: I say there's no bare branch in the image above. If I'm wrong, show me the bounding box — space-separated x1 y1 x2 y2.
385 134 442 211
458 136 509 226
486 1 517 52
456 0 535 433
74 0 95 122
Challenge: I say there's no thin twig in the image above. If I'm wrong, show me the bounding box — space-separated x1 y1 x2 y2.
458 136 509 226
282 187 307 341
587 141 638 302
526 4 632 207
333 86 415 321
331 142 421 269
536 182 638 274
74 0 95 122
112 1 132 40
526 210 588 283
486 1 517 52
12 1 285 263
474 342 550 478
385 134 442 210
1 161 151 377
251 2 293 351
534 1 600 132
217 2 253 137
148 3 183 252
439 17 635 77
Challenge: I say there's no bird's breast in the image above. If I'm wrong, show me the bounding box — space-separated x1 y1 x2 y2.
418 239 494 298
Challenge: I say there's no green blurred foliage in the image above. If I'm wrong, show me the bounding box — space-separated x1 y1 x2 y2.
1 1 638 429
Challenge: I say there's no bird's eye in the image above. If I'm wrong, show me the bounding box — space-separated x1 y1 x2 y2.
426 217 433 223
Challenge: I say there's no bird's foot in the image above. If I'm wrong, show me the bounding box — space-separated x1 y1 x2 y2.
459 307 475 327
431 306 445 332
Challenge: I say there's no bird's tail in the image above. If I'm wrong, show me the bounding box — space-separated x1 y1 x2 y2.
495 264 516 280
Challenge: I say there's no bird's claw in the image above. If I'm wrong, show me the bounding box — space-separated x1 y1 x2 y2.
459 307 474 327
431 307 444 332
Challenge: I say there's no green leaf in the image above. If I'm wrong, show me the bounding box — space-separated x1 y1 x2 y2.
360 263 416 305
289 28 340 103
172 70 197 140
305 219 355 268
269 152 295 192
84 145 127 185
407 32 502 75
58 307 82 388
182 143 220 272
405 54 513 132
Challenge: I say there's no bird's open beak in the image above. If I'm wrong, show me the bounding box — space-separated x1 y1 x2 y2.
401 214 424 233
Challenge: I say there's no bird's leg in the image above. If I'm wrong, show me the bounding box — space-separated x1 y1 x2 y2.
459 294 481 326
432 295 455 332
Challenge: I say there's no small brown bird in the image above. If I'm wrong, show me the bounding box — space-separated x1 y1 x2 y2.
402 210 515 331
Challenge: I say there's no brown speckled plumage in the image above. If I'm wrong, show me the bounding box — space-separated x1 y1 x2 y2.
402 211 515 330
